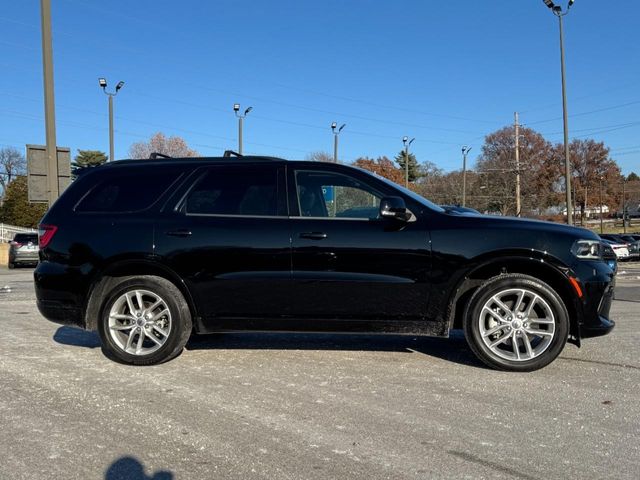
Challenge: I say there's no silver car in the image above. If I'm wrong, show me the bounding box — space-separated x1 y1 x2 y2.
8 233 39 268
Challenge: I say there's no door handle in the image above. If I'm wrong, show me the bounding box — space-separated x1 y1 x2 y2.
299 232 327 240
166 229 192 237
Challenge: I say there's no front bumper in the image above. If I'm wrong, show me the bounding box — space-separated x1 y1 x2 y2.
573 260 616 340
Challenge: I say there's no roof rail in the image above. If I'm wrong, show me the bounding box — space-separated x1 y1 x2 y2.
223 150 242 158
149 152 172 159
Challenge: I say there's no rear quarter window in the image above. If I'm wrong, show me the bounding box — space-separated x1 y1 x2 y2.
75 168 183 213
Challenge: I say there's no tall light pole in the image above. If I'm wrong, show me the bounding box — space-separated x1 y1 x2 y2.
542 0 575 225
99 78 124 162
233 104 252 155
331 122 346 163
462 146 472 206
402 137 415 189
40 0 58 206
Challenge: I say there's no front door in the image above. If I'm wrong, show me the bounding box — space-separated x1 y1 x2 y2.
288 166 432 328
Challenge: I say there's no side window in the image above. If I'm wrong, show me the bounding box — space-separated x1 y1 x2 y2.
76 168 181 213
295 170 382 219
186 166 279 216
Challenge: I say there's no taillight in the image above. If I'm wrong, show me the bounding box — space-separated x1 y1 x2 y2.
10 241 22 247
38 224 58 248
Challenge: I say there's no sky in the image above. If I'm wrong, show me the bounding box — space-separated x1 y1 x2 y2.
0 0 639 175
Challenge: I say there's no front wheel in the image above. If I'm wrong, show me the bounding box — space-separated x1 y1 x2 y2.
98 276 192 365
463 274 569 372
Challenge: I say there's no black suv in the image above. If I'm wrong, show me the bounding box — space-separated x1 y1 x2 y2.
35 157 615 370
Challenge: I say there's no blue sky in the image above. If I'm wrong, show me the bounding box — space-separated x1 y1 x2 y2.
1 0 638 174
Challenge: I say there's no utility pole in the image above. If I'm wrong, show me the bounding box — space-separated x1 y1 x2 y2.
514 112 521 217
462 146 471 206
622 179 627 234
331 122 346 163
40 0 58 207
99 78 124 162
233 104 252 155
599 177 604 234
403 136 415 189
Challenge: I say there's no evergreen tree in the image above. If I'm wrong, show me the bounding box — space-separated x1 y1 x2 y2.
71 150 108 177
394 150 420 182
0 177 48 228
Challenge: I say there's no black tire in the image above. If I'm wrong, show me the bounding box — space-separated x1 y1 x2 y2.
7 261 15 269
463 273 569 372
98 275 192 366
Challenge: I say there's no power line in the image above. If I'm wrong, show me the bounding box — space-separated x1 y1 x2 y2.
526 100 640 126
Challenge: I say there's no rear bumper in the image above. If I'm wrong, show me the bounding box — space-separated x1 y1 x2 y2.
10 252 39 264
36 299 84 328
34 261 86 329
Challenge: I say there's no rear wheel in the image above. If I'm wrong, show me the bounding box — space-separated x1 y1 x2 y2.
98 276 192 365
463 274 569 372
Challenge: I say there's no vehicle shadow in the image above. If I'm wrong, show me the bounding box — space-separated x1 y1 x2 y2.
105 456 173 480
53 325 101 348
186 330 485 369
52 326 486 369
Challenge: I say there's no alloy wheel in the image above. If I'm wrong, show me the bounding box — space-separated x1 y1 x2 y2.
107 289 172 356
478 288 556 362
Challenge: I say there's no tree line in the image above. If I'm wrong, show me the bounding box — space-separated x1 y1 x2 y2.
1 126 638 227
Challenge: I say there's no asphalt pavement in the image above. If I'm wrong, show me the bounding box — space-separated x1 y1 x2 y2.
0 265 638 479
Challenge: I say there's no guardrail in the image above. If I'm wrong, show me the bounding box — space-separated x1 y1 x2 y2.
0 223 37 243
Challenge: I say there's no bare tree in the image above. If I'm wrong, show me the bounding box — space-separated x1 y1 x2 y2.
0 147 26 195
305 151 334 163
128 132 200 159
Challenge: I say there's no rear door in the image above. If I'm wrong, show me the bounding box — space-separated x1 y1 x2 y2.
154 163 292 330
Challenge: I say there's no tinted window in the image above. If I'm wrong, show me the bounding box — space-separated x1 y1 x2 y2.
295 170 382 219
186 166 278 216
14 234 38 244
76 169 180 213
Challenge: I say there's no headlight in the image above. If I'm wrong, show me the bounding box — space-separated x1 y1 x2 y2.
571 240 602 260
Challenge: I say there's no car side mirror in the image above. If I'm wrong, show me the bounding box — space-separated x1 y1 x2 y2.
379 196 410 222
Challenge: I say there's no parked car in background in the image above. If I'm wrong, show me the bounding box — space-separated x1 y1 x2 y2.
601 238 630 261
600 234 639 261
35 156 616 371
8 233 40 269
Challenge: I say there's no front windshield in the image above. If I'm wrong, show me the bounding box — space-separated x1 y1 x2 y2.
356 167 445 212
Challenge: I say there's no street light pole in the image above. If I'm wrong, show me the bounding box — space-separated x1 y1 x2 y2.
462 146 472 207
331 122 346 163
99 78 124 162
233 104 252 155
543 0 575 225
403 136 415 189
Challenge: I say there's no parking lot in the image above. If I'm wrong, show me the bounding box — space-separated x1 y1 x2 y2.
0 265 638 480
